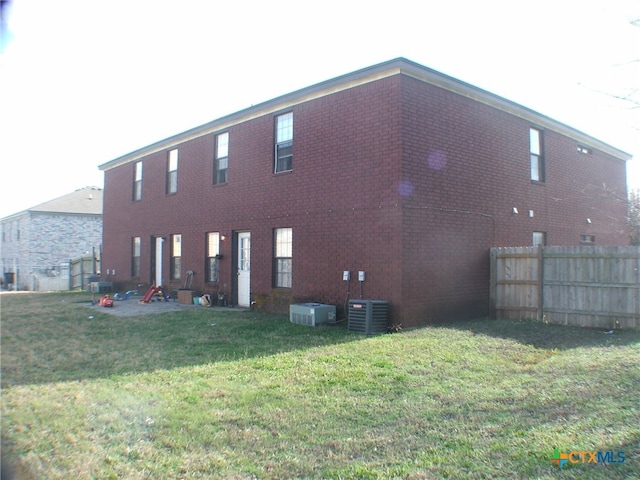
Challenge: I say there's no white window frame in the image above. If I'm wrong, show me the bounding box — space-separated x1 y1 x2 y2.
167 149 178 194
274 228 292 288
171 234 181 280
206 232 220 282
132 237 141 277
214 132 229 184
275 112 293 173
532 231 546 247
530 128 544 182
133 161 143 201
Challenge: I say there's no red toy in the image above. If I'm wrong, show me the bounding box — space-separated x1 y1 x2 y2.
99 295 114 307
139 285 169 303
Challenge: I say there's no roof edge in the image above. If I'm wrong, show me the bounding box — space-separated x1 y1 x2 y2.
396 60 632 161
99 57 632 171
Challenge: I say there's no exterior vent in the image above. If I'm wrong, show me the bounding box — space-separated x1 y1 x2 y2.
289 303 336 327
348 300 389 335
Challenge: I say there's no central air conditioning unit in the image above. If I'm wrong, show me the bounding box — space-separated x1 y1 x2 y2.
290 303 336 327
348 300 389 335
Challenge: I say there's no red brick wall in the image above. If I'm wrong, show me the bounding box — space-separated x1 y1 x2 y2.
102 76 405 318
397 75 628 325
102 72 628 327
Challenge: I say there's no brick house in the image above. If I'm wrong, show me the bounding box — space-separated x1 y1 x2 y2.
99 58 630 327
1 187 103 290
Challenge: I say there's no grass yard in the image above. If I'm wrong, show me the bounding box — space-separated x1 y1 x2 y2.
1 292 639 479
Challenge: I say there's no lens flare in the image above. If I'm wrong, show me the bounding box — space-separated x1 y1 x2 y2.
427 150 447 170
398 180 414 197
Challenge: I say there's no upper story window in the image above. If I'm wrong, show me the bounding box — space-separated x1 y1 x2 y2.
214 132 229 184
274 227 292 288
167 149 178 194
133 161 143 201
529 128 544 182
3 222 12 242
275 112 293 173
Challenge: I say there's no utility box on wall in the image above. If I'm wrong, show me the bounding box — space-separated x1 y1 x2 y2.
290 303 336 326
348 300 389 335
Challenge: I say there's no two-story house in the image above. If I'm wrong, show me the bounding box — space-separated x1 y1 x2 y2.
98 58 630 327
1 187 103 290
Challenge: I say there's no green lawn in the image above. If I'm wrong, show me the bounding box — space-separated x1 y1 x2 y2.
1 292 639 479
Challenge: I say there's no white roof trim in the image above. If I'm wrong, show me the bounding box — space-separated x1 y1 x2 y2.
99 58 631 171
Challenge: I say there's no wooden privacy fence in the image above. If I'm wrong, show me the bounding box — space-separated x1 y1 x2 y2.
70 254 98 291
29 255 97 291
31 263 71 292
490 246 640 328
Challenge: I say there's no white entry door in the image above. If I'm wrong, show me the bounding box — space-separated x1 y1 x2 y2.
237 232 251 307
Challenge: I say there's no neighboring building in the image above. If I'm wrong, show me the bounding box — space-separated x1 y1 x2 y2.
98 58 630 327
0 187 103 290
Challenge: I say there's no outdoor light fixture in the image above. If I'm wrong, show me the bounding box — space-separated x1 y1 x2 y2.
529 210 534 218
586 218 592 224
512 207 518 214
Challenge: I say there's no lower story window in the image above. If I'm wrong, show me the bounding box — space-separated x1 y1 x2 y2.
533 231 546 246
171 234 182 280
132 237 141 277
274 228 292 288
206 232 220 282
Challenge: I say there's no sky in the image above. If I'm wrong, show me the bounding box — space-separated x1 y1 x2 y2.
0 0 638 219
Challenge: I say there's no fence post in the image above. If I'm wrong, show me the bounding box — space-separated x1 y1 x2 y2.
489 248 497 319
636 252 640 327
537 245 544 321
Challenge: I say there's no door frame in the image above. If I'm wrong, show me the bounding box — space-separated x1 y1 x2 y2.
150 235 164 287
233 231 251 307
